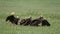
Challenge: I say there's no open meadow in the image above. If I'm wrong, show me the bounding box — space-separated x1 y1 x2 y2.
0 0 60 34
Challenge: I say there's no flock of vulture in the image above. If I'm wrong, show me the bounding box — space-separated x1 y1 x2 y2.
6 12 50 26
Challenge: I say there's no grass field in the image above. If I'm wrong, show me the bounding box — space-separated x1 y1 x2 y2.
0 0 60 34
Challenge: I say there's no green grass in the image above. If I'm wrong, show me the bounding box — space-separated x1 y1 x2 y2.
0 0 60 34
